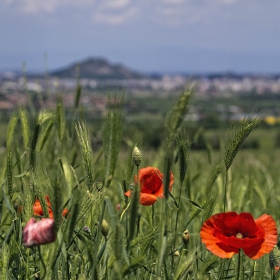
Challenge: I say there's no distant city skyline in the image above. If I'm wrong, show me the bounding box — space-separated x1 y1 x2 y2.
1 0 280 74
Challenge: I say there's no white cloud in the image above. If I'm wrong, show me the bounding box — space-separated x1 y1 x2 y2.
1 0 278 29
93 7 137 25
101 0 131 9
222 0 239 3
164 0 185 4
91 0 138 25
21 0 59 13
1 0 138 26
2 0 93 14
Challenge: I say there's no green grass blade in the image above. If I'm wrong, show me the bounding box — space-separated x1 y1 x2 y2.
29 114 41 169
36 118 54 151
102 94 124 187
74 84 82 109
174 247 198 280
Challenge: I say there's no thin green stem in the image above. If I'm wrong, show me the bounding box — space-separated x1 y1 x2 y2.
126 165 139 252
223 170 229 212
136 165 141 236
174 181 183 235
172 181 183 271
236 250 241 280
38 246 46 280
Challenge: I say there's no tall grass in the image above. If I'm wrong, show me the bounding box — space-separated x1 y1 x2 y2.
0 81 279 280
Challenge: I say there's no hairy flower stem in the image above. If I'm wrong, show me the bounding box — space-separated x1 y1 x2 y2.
236 250 241 280
38 246 46 280
174 181 183 235
172 181 183 270
223 170 229 212
127 165 139 252
92 200 106 277
136 165 141 236
253 261 258 280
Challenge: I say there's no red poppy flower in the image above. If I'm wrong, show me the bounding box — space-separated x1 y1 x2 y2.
124 166 174 206
23 217 56 247
200 212 277 259
33 196 68 219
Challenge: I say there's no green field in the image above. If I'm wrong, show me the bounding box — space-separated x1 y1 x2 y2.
0 84 280 279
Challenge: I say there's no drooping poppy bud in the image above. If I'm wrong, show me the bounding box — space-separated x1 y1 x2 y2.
173 250 180 257
182 229 190 247
101 219 110 238
23 218 56 247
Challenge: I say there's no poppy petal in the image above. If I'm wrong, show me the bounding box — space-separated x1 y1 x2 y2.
139 167 163 194
23 218 56 247
153 170 174 198
200 216 239 258
153 186 164 198
62 208 68 217
200 212 277 260
169 170 174 192
139 193 158 206
125 190 132 197
33 199 44 216
244 214 277 259
129 166 175 206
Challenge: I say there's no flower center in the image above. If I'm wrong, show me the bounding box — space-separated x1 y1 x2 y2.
236 233 243 239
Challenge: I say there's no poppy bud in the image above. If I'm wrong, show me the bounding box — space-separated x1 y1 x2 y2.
83 226 91 234
116 203 121 212
182 229 190 247
173 250 180 256
23 218 56 247
132 146 142 167
101 219 109 237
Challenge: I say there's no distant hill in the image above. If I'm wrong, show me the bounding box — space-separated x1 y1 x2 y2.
51 57 145 79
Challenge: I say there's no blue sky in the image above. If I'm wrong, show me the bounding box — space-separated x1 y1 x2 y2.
1 0 280 74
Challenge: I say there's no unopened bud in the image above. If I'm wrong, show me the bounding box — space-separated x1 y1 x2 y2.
132 146 142 167
182 229 190 246
83 226 91 234
173 250 180 257
101 219 109 237
116 203 121 212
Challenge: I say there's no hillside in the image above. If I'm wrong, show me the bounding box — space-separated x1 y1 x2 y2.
50 57 145 79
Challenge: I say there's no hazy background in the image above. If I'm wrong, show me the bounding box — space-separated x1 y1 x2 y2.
1 0 280 73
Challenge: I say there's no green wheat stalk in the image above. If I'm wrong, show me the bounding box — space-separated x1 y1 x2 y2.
224 115 260 171
6 111 19 149
223 115 260 211
102 94 124 187
6 150 13 198
203 164 222 221
76 121 94 189
56 98 66 142
36 118 54 151
19 107 30 148
165 85 194 147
